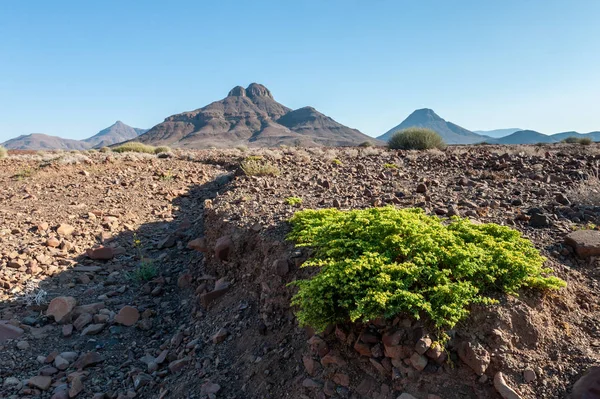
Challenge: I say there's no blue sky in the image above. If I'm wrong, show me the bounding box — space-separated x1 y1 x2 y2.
1 0 599 142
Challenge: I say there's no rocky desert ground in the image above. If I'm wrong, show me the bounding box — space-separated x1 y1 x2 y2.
1 144 600 399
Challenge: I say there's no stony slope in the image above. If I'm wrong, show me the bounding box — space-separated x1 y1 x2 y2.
134 83 376 148
379 108 487 144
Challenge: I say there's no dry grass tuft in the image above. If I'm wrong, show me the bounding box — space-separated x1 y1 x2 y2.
0 146 7 159
113 142 157 154
241 159 280 176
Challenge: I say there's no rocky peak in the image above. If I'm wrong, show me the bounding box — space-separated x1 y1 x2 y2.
246 83 273 99
228 86 247 97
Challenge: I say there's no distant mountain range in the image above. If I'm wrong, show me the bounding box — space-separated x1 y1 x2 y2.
378 109 489 144
2 86 598 149
1 121 147 150
130 83 376 148
379 109 599 145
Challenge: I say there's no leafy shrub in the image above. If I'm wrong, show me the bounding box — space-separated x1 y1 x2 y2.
241 159 279 176
383 163 398 169
129 259 158 282
0 146 7 159
113 142 156 154
154 146 171 154
359 141 373 147
388 128 447 150
562 136 593 145
99 146 112 153
285 197 303 206
288 207 565 332
332 159 342 166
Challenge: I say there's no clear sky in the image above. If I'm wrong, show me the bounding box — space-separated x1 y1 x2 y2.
1 0 599 142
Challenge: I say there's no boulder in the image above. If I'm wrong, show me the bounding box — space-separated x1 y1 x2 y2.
565 230 600 257
47 296 77 323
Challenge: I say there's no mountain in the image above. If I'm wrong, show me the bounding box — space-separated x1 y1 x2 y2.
84 121 147 148
495 130 557 145
550 131 600 142
474 128 523 138
133 83 376 148
378 109 487 145
2 134 90 150
1 122 147 150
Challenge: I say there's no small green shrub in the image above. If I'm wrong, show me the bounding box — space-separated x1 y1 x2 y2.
359 141 373 147
245 155 263 161
99 147 112 153
562 137 593 145
288 207 565 332
241 159 280 176
113 142 156 154
0 146 7 159
154 146 171 154
332 159 342 166
285 197 303 206
14 168 34 180
130 259 158 282
383 163 398 169
388 128 447 150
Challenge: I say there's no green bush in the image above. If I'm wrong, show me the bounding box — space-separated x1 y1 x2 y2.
0 146 7 159
241 159 279 176
359 141 373 147
285 196 303 206
388 128 447 150
154 146 171 154
113 142 156 154
288 207 565 332
562 136 593 145
99 146 112 153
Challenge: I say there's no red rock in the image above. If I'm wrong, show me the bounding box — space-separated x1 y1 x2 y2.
57 224 75 236
360 331 380 344
47 296 77 323
187 237 208 252
353 341 372 357
214 236 233 261
168 357 190 373
384 344 412 360
46 237 61 247
415 336 432 355
69 374 84 397
71 303 105 318
308 335 329 357
409 352 428 371
38 222 49 232
333 373 350 387
28 375 52 390
115 306 139 327
321 353 347 367
457 341 490 376
571 366 600 399
62 324 74 337
177 273 193 288
211 328 229 344
303 355 318 376
73 352 103 369
565 230 600 257
73 313 93 331
0 320 24 343
382 329 403 347
86 247 114 260
200 382 221 395
370 358 388 375
199 283 230 307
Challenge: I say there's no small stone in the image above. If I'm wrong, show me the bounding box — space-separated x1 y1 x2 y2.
69 374 84 397
47 296 77 323
211 328 229 344
46 237 61 247
115 306 140 327
57 224 75 236
457 341 490 376
493 372 523 399
397 394 418 399
187 237 208 252
415 336 432 355
565 230 600 257
273 259 289 276
200 382 221 395
73 352 103 369
133 373 152 390
523 369 536 383
416 183 427 193
54 355 69 370
73 313 93 331
214 236 233 261
86 247 114 260
62 324 74 337
28 375 52 390
409 352 428 371
168 357 190 373
81 323 105 335
302 378 323 389
17 340 30 350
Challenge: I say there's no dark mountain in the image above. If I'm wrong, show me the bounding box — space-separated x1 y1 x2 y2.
550 131 600 142
84 121 147 148
1 134 90 150
133 83 376 148
495 130 557 145
378 109 486 144
474 128 523 138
